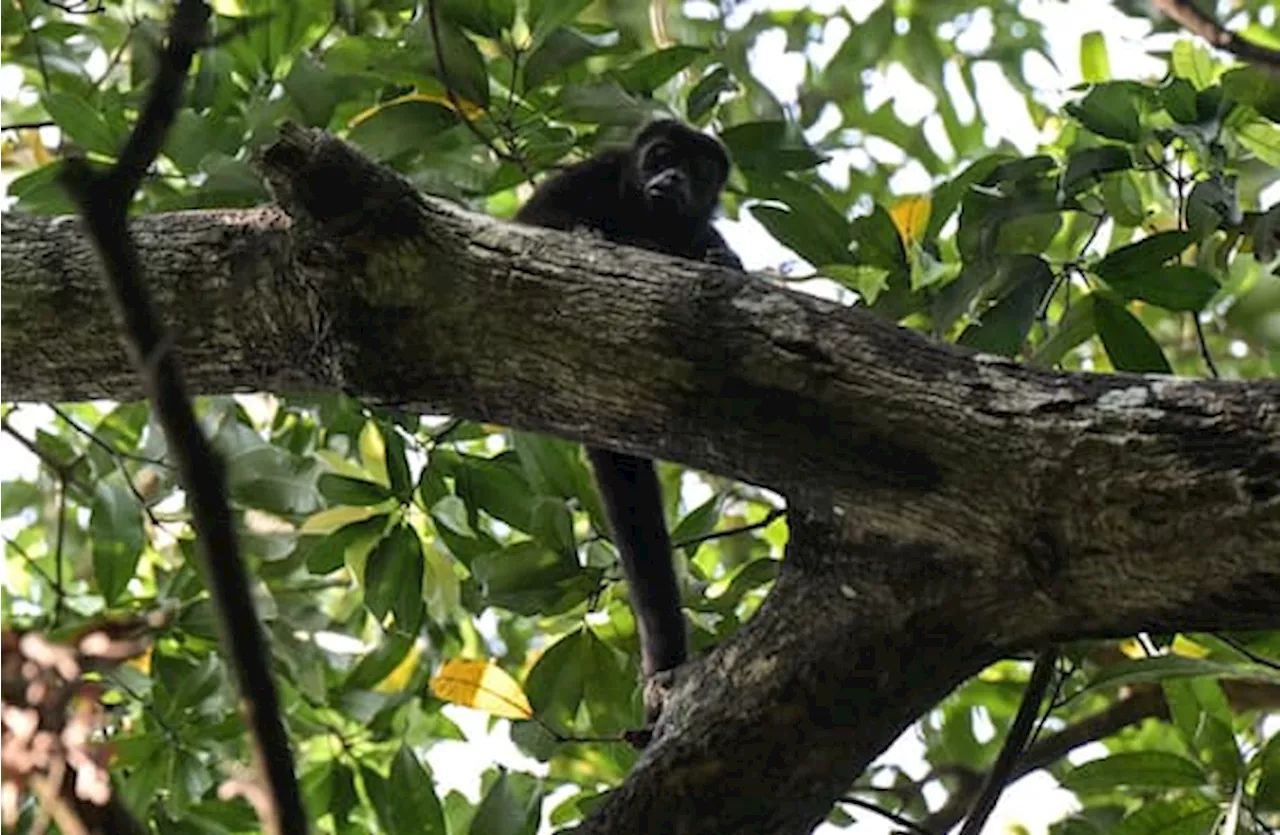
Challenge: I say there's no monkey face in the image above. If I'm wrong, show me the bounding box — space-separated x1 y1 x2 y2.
633 122 729 223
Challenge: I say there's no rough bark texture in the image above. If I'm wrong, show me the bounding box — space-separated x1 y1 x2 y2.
3 125 1278 834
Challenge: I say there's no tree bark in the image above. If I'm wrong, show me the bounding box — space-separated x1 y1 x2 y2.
3 125 1277 834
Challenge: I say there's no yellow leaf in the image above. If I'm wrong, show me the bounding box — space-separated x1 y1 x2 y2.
300 504 382 535
359 420 390 488
1171 635 1209 658
889 196 931 245
127 646 153 675
429 659 533 720
1118 638 1145 659
348 91 484 128
375 643 422 693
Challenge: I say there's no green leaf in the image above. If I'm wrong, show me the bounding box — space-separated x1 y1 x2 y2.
1060 146 1131 197
1095 298 1171 374
91 479 146 605
375 746 446 835
1236 116 1280 168
282 53 344 128
524 628 587 732
1079 32 1110 83
379 423 413 500
686 65 734 123
1106 265 1219 312
1222 66 1280 122
958 256 1055 357
471 542 599 616
721 121 826 172
455 455 535 531
511 433 588 501
750 205 850 267
1172 40 1218 90
43 90 119 156
439 0 514 38
557 81 651 125
1067 83 1141 142
615 46 706 95
1254 732 1280 810
225 444 322 516
1086 656 1280 692
522 27 601 90
345 632 414 690
1061 752 1205 792
429 495 475 538
1114 796 1218 835
363 524 424 630
318 473 394 506
470 771 543 835
7 161 77 215
305 514 389 574
348 100 458 161
412 13 490 107
2 480 42 519
1186 176 1238 238
1100 172 1146 226
1031 294 1097 367
926 155 1010 243
850 204 909 275
1094 230 1198 281
527 0 592 43
1161 78 1199 123
671 492 725 556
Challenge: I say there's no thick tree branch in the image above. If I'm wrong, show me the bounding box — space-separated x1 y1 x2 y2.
4 126 1277 835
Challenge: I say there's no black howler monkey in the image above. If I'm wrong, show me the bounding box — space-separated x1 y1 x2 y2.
515 120 742 694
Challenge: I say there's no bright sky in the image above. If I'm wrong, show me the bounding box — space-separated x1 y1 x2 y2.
0 1 1267 832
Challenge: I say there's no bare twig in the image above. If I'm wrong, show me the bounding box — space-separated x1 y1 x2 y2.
55 2 306 832
957 648 1060 835
1219 635 1280 672
1 119 56 131
839 795 934 835
2 420 70 622
49 405 164 528
1192 316 1219 378
672 506 787 549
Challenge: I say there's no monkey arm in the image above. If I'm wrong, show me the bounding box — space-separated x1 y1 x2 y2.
702 226 744 271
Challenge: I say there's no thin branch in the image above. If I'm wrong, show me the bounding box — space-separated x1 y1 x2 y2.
957 648 1060 835
1219 635 1280 672
924 684 1168 833
1192 315 1219 378
672 506 787 549
424 0 531 178
1151 0 1280 69
839 795 935 835
49 404 164 528
2 119 56 131
52 477 67 626
55 1 306 832
2 419 70 621
16 0 50 89
3 536 60 598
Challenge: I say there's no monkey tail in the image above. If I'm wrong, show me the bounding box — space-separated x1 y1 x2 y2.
587 447 687 677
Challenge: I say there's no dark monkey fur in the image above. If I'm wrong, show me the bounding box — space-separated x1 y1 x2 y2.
515 121 742 695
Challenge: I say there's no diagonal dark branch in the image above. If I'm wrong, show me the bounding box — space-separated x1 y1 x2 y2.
54 2 306 833
957 649 1060 835
924 686 1169 833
